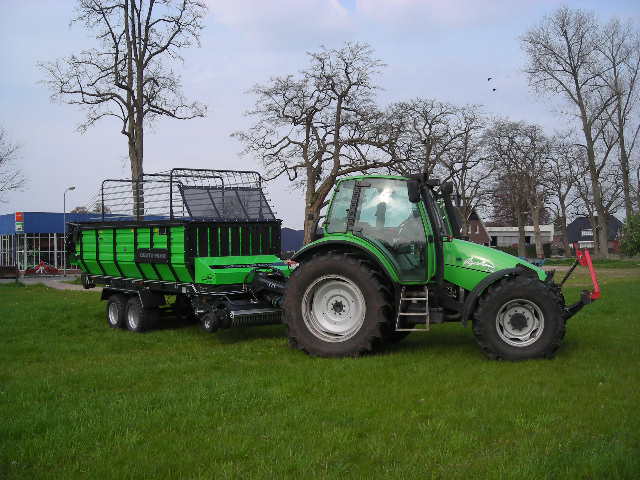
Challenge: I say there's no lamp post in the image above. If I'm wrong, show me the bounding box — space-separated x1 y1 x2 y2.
63 186 76 276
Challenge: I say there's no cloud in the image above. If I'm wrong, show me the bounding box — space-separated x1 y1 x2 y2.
355 0 554 29
206 0 352 45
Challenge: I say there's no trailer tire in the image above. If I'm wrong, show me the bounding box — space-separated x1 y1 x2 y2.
472 276 565 361
106 294 127 329
125 296 158 333
283 252 391 357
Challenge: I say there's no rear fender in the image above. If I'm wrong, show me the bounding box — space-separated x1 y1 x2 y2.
292 238 398 284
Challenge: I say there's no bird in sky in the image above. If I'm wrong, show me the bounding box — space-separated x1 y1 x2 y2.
487 77 492 81
492 88 497 92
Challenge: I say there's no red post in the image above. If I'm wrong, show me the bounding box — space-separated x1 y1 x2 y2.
576 249 601 300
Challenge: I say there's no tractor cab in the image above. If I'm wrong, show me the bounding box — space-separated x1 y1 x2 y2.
322 175 446 283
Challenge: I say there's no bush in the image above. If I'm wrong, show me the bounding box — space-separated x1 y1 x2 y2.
620 213 640 256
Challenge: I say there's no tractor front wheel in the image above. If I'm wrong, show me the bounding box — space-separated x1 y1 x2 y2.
472 276 565 360
282 252 392 357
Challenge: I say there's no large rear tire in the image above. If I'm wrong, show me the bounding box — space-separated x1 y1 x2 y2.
472 276 565 360
282 252 392 357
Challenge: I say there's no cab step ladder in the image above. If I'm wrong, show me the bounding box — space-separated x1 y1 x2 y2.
395 286 429 332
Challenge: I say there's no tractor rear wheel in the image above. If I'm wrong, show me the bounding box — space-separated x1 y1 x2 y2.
282 252 392 357
125 296 159 333
106 294 127 329
472 276 565 360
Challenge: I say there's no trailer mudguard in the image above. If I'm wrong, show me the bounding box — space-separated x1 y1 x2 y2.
101 287 166 309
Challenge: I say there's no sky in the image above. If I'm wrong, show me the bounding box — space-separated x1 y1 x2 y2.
1 0 638 228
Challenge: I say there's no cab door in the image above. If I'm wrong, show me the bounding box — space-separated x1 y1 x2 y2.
351 178 433 283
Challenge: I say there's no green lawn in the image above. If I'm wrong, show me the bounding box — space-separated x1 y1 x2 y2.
1 270 639 479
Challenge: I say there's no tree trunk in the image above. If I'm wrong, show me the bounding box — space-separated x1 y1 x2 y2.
581 127 609 258
302 166 321 245
559 207 570 257
303 212 319 245
531 202 544 258
614 84 634 220
516 206 526 257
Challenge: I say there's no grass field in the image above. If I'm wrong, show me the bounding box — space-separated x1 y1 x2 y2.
1 268 639 479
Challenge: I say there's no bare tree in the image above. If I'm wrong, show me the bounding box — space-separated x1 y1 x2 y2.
234 43 398 243
485 119 549 257
573 155 624 252
599 18 640 220
522 7 617 257
70 206 89 214
544 135 581 255
439 106 491 236
386 99 469 178
0 128 25 201
40 0 207 216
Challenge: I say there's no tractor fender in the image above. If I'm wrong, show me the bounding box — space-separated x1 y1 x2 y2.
291 239 398 283
461 264 538 326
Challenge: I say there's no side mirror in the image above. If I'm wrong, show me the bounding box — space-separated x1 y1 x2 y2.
407 180 421 203
441 181 454 196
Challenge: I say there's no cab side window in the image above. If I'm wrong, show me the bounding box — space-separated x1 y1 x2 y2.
326 181 355 233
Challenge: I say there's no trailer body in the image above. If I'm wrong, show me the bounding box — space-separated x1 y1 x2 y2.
72 220 285 285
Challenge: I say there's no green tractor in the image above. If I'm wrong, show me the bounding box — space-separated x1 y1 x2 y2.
68 169 600 360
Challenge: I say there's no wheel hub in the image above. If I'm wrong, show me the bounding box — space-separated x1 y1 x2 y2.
331 300 345 314
108 303 119 325
302 275 366 343
508 312 528 332
496 299 545 347
127 308 138 329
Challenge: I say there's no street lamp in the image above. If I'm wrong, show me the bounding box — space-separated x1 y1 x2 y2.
63 186 76 276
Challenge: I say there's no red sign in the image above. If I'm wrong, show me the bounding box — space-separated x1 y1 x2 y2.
15 212 24 222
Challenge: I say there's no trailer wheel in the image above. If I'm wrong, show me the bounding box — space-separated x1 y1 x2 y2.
106 294 127 329
125 296 158 333
283 252 391 357
472 276 565 361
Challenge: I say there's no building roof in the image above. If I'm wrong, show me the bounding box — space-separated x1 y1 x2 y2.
0 212 103 235
566 215 623 243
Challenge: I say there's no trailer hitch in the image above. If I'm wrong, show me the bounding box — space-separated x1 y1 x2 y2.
560 249 601 320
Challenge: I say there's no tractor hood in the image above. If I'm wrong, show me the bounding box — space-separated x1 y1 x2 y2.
443 239 546 290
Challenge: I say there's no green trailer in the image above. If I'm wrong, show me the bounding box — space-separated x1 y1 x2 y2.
69 168 600 360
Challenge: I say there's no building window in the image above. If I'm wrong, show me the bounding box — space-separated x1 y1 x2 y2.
581 229 593 237
9 233 68 270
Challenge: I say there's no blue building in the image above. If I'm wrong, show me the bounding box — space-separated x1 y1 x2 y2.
0 212 102 270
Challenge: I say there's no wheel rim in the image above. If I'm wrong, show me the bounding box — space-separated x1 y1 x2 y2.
127 306 139 330
301 274 366 343
108 303 119 325
496 298 545 347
